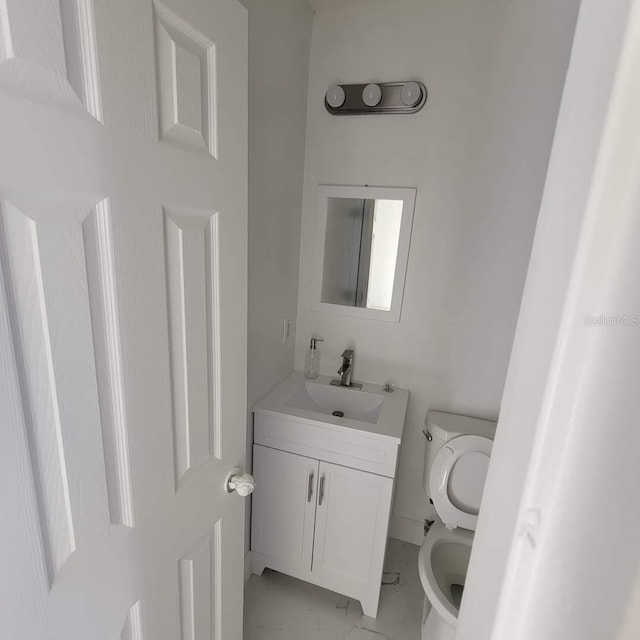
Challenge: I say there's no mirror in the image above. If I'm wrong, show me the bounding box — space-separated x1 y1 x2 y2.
321 197 403 311
314 186 416 322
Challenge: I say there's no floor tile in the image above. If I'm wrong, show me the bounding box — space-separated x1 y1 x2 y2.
243 539 423 640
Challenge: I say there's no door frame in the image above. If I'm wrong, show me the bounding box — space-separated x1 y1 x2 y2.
458 0 640 638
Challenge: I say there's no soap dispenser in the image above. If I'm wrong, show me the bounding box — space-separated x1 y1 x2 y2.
304 337 323 379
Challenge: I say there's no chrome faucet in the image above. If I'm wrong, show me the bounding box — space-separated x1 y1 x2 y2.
331 349 362 389
337 349 353 386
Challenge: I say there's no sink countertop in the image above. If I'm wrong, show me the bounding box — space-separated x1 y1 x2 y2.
253 371 409 444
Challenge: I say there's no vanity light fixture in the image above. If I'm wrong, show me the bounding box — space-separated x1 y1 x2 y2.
325 80 427 116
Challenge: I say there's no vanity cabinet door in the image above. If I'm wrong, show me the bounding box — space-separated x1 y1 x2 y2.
312 462 394 617
251 445 319 572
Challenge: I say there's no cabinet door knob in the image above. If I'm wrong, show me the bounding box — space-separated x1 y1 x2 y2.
225 469 256 497
307 471 314 502
319 475 326 506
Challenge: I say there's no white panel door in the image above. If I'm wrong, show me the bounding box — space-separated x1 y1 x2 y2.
0 0 248 639
312 462 393 617
251 445 318 574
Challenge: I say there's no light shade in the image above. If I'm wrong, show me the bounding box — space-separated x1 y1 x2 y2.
401 82 422 107
326 85 346 108
362 83 382 107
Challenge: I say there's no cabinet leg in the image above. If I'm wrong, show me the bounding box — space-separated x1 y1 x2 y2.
251 555 267 576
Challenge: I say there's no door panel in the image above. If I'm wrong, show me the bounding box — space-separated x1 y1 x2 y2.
0 197 112 582
252 445 318 571
0 0 89 108
163 206 222 484
0 0 247 639
153 2 217 156
313 462 393 585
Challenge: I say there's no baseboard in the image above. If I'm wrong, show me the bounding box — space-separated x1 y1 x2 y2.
389 515 425 546
244 551 252 586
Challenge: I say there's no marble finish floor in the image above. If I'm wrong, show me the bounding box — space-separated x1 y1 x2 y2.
244 539 423 640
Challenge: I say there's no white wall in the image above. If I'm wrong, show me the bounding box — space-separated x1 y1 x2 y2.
240 0 313 550
295 0 580 541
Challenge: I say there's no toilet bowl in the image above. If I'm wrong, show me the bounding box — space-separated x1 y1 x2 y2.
418 523 473 629
419 411 497 639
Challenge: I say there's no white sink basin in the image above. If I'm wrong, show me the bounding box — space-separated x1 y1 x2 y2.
253 371 409 443
286 380 384 424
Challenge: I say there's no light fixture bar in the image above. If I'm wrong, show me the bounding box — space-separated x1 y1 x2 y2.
325 81 427 116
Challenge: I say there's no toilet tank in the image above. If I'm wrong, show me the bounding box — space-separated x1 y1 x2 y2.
423 410 497 499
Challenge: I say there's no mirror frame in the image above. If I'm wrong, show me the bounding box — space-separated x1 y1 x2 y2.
312 185 416 323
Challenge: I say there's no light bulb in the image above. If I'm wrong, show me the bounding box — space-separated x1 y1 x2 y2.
401 82 422 107
326 85 346 108
362 83 382 107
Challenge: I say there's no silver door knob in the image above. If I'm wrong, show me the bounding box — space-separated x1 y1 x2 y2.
225 469 255 497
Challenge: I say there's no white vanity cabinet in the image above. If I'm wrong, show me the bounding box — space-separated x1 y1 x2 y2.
310 460 394 605
250 408 402 618
251 445 317 572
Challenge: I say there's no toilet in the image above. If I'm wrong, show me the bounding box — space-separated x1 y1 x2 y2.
418 411 497 640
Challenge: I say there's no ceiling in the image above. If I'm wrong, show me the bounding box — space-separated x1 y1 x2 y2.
307 0 392 12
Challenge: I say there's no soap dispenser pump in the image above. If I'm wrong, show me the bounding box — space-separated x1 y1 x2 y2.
304 337 323 379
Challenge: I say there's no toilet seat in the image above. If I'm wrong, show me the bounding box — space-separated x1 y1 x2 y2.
430 434 492 531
